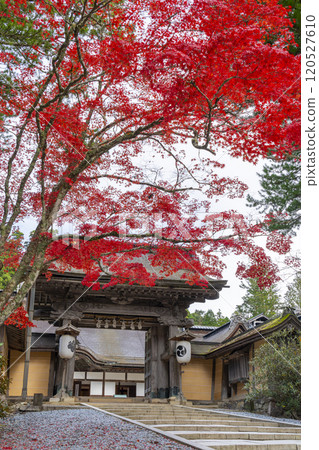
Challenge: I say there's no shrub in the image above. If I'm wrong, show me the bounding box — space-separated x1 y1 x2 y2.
245 328 301 419
0 344 9 417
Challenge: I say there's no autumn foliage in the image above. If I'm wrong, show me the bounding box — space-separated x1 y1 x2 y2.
0 0 300 325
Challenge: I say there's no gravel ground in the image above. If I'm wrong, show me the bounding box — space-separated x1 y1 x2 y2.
0 409 194 450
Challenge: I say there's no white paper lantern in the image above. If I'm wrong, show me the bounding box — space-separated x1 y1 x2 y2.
176 340 191 364
59 334 76 359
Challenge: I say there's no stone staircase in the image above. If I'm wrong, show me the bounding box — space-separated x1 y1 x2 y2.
87 403 301 450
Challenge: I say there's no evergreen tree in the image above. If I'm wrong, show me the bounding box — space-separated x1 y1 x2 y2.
280 0 301 55
234 278 282 319
284 272 301 309
247 152 300 236
0 0 52 60
187 309 229 327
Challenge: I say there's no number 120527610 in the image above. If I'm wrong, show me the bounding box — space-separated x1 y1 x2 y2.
306 15 316 82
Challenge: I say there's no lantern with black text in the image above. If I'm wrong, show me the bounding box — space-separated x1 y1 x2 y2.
56 323 80 360
176 340 191 364
59 334 76 359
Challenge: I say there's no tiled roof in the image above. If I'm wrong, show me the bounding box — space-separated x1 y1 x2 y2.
191 342 216 356
205 313 300 357
190 313 300 358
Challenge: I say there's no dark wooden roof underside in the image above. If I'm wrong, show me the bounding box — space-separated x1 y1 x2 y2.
33 271 227 325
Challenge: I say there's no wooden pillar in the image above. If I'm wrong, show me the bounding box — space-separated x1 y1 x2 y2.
221 359 230 400
148 325 169 398
150 325 158 397
47 352 56 398
211 358 216 401
168 325 180 397
157 325 169 398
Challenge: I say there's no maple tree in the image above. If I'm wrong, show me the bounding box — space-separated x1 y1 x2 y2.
0 0 300 326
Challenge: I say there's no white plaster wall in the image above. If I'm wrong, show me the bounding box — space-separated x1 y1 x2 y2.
90 381 103 395
136 382 145 397
87 372 103 380
74 371 85 380
104 372 125 381
127 373 145 381
104 381 116 396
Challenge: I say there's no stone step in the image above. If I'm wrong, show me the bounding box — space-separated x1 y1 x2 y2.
96 407 191 411
119 411 202 414
98 412 236 419
152 424 300 433
92 403 172 407
104 415 271 424
105 414 295 428
90 403 301 450
97 409 258 418
172 431 300 440
99 407 290 420
98 413 226 419
139 419 286 427
193 439 301 450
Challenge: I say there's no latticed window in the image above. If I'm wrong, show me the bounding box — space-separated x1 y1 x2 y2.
228 353 249 384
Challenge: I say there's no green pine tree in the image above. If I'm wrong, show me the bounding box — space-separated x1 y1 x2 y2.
187 309 229 327
280 0 301 55
234 278 282 320
284 272 301 309
247 152 300 236
0 1 52 59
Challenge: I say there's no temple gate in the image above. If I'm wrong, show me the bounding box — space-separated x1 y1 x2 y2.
22 270 227 399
